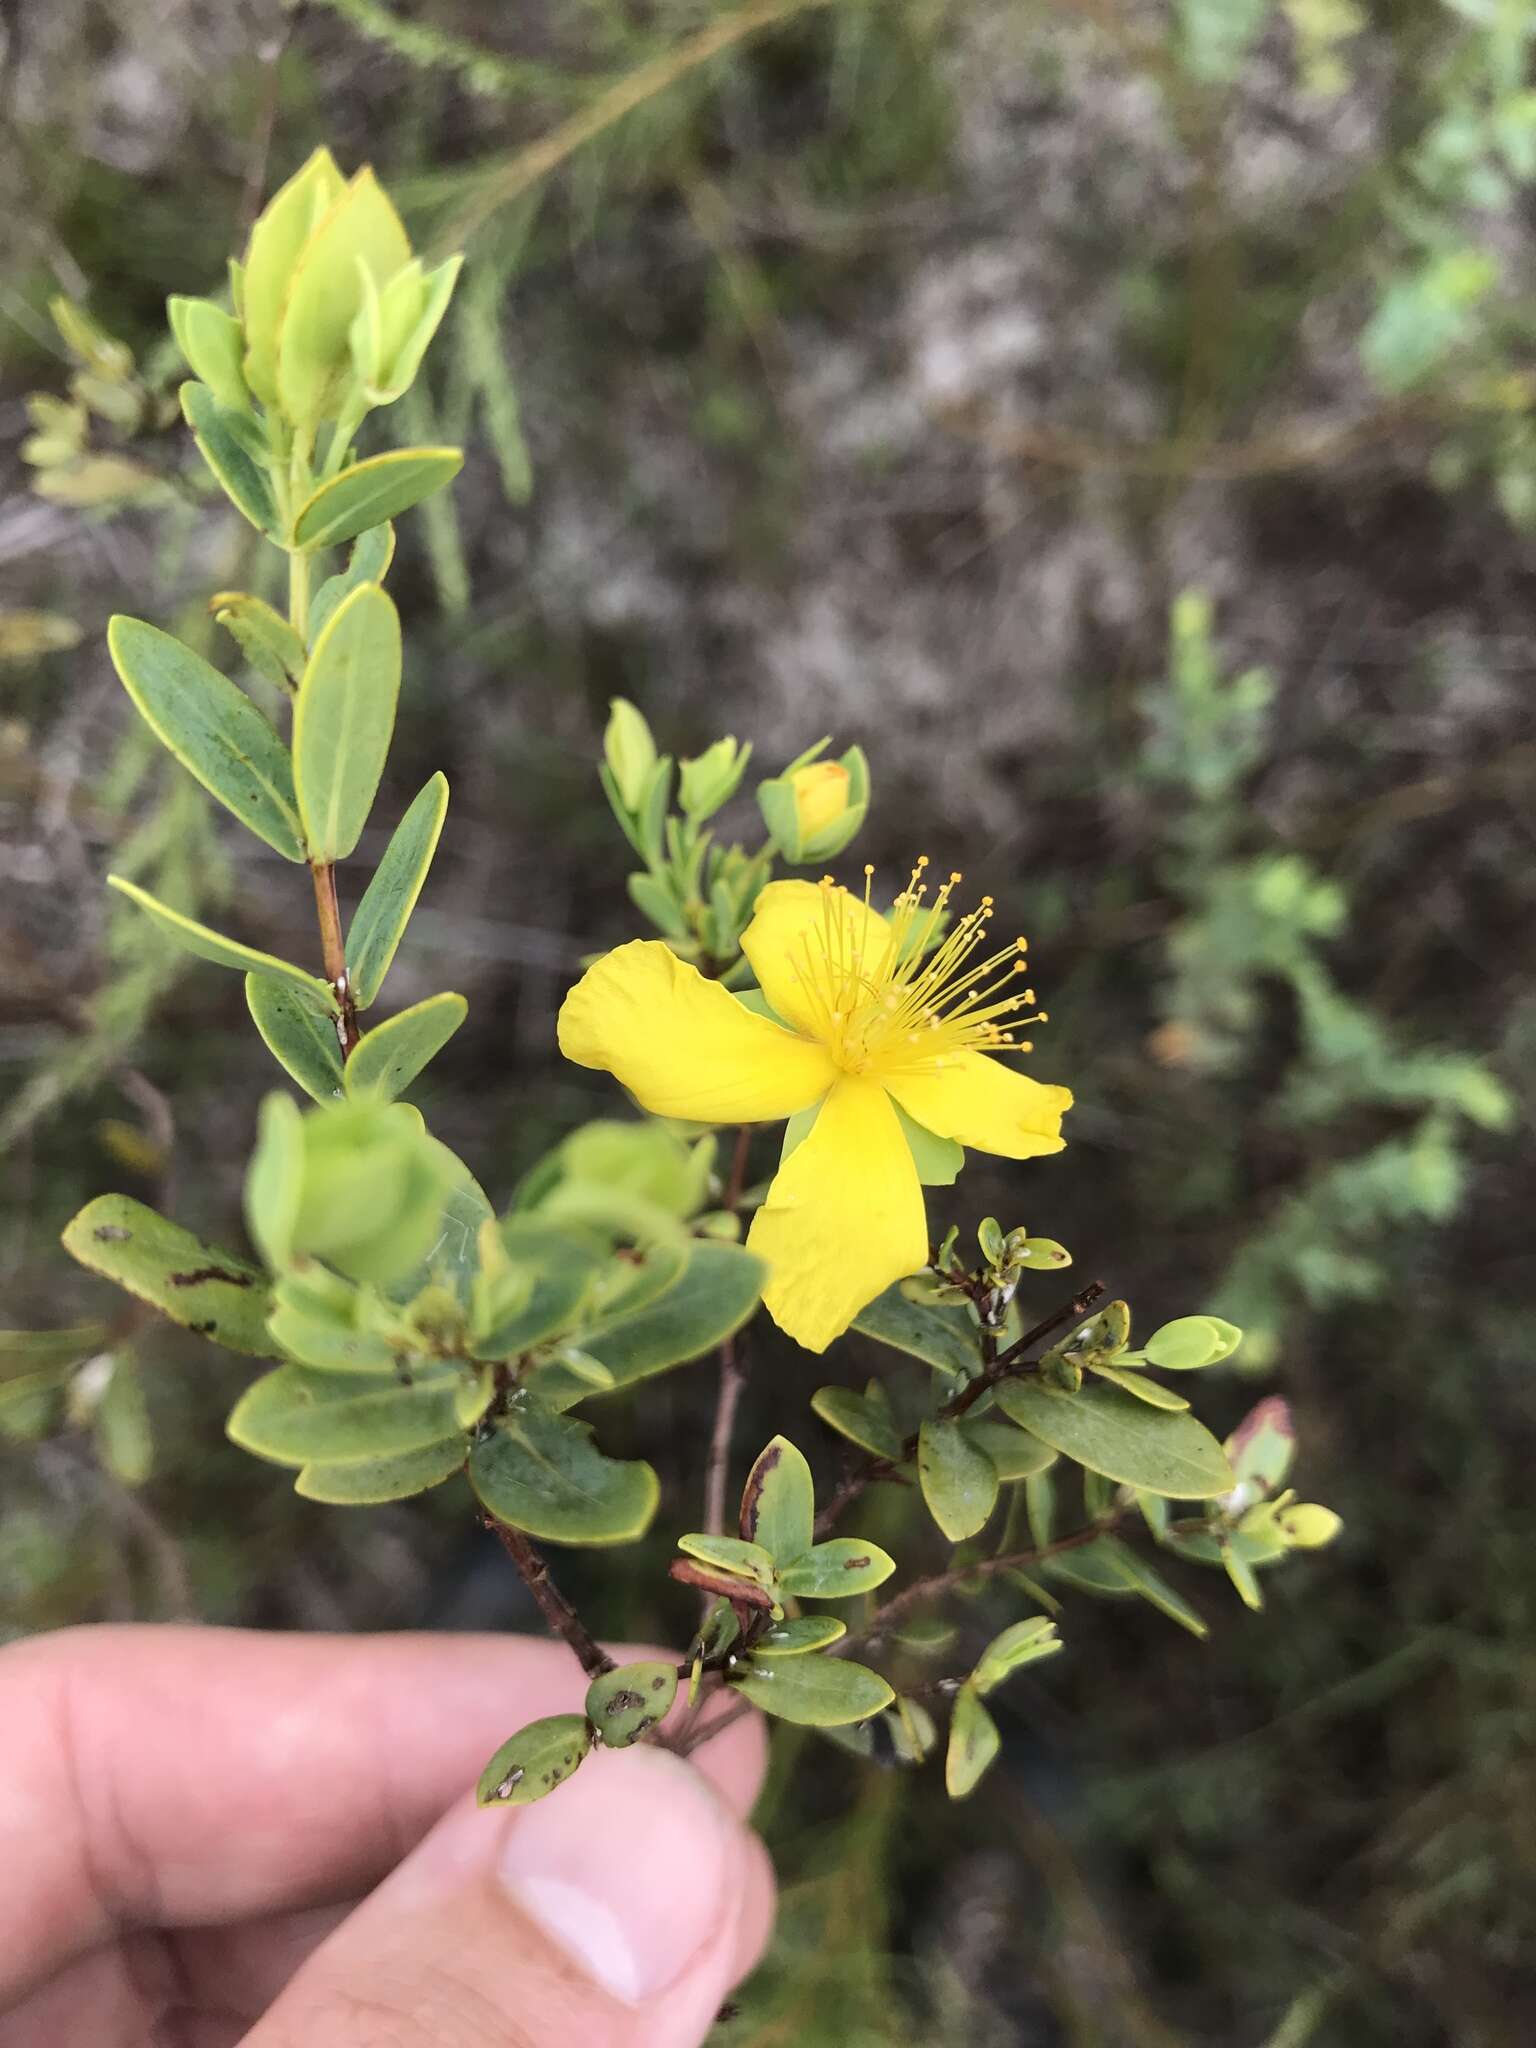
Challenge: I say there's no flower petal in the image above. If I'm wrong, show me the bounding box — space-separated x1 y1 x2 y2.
740 878 893 1038
558 939 836 1123
885 1054 1072 1161
748 1076 927 1353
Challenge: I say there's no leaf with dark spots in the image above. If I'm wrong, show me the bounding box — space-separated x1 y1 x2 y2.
169 1266 255 1289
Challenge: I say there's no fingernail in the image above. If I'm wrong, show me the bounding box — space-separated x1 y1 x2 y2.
499 1746 736 2005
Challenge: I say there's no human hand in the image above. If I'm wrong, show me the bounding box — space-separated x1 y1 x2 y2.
0 1624 773 2047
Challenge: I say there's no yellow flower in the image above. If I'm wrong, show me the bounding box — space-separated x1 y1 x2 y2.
558 864 1072 1353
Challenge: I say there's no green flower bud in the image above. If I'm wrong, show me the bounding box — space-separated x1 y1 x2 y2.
349 252 464 407
261 1097 455 1288
679 736 752 819
167 296 249 413
1276 1503 1343 1550
241 147 347 410
757 743 869 862
603 698 658 813
276 168 413 430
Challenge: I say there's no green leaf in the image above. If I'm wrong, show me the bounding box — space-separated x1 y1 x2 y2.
295 1435 465 1502
972 1617 1062 1694
561 1241 765 1396
468 1405 659 1545
1087 1362 1190 1411
740 1434 815 1559
777 1537 896 1599
1143 1315 1226 1370
477 1714 593 1806
345 991 466 1101
676 1532 776 1590
731 1654 893 1727
245 1091 304 1267
211 591 305 690
474 1220 604 1359
108 877 332 1003
293 447 465 550
810 1381 904 1460
945 1685 1000 1798
228 1363 463 1466
108 615 305 859
293 582 402 862
960 1417 1056 1482
1098 1539 1210 1638
585 1662 679 1748
918 1417 999 1542
266 1301 399 1377
585 1244 690 1333
346 772 450 1009
62 1194 273 1356
995 1379 1234 1498
245 974 345 1103
1044 1540 1141 1597
94 1355 153 1486
0 1326 106 1384
852 1285 979 1377
179 381 277 535
758 1615 846 1656
311 523 397 641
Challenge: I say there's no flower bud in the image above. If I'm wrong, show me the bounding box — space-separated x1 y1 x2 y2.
349 252 464 407
167 296 249 412
757 743 869 862
679 736 751 819
603 697 658 813
240 147 347 410
1276 1503 1343 1550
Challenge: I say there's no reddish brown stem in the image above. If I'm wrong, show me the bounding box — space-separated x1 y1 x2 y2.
311 861 360 1057
701 1126 755 1539
485 1517 615 1681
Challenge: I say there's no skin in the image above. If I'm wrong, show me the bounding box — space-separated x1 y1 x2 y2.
0 1626 773 2048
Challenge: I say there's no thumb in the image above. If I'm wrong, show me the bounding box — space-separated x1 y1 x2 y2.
245 1743 775 2048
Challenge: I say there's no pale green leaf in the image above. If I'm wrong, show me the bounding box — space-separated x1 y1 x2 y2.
293 448 464 550
995 1379 1233 1498
776 1537 896 1599
346 772 450 1009
468 1405 659 1545
62 1194 273 1356
758 1615 847 1656
228 1362 462 1466
852 1284 979 1376
108 615 304 859
586 1662 679 1748
108 877 332 1003
810 1381 904 1460
295 1435 465 1502
740 1434 815 1559
180 381 277 535
293 582 401 862
919 1416 999 1542
972 1617 1062 1694
345 992 466 1101
245 973 345 1103
945 1684 1000 1798
731 1654 893 1727
477 1714 592 1806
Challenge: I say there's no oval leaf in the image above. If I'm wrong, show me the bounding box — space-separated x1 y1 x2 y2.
567 1241 766 1395
266 1302 399 1376
245 973 345 1103
293 447 464 550
108 616 304 859
731 1654 894 1727
586 1661 679 1748
1143 1316 1224 1370
293 582 402 862
61 1194 273 1356
1088 1362 1190 1411
995 1378 1234 1499
810 1382 904 1460
476 1714 592 1807
945 1684 1000 1799
311 523 398 641
228 1363 463 1466
180 381 278 535
469 1406 658 1546
972 1617 1063 1694
852 1285 979 1377
346 772 449 1009
740 1434 815 1560
108 877 333 1003
758 1615 846 1656
776 1537 896 1600
960 1417 1056 1482
919 1416 999 1542
295 1435 465 1503
345 992 467 1101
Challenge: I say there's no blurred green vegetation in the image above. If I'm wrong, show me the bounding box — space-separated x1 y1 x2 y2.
2 2 1534 2043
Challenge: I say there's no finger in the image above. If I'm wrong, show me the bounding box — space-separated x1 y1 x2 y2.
0 1624 765 2005
246 1745 776 2048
